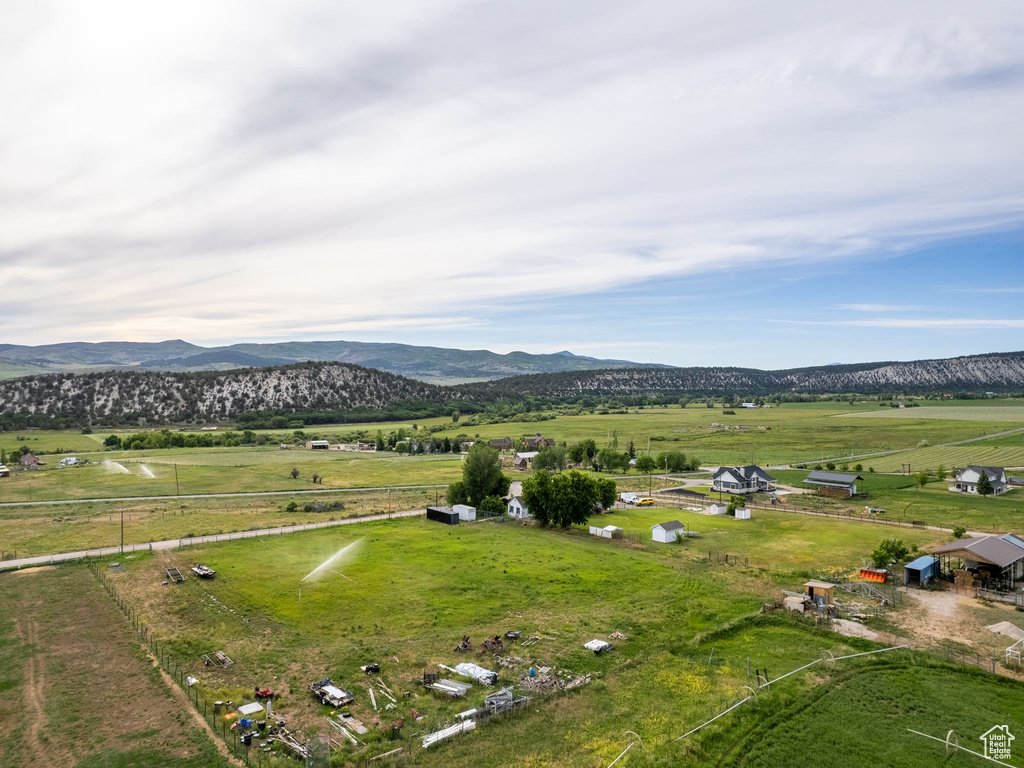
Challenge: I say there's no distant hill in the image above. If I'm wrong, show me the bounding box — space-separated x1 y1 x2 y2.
0 339 668 383
468 352 1024 399
0 352 1021 429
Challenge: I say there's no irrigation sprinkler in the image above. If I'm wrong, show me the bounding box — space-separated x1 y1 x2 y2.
907 728 1013 767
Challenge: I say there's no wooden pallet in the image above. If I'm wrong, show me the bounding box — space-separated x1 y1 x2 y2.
166 567 185 583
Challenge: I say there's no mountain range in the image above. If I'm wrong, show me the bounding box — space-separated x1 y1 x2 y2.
0 352 1021 429
0 339 667 383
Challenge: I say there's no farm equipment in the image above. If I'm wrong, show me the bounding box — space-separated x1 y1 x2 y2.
191 564 216 579
254 687 275 700
165 567 185 584
309 677 354 707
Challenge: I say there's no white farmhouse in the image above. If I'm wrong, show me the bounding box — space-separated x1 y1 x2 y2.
507 496 531 519
949 466 1008 496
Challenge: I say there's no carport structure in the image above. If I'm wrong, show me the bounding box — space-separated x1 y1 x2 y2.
931 534 1024 592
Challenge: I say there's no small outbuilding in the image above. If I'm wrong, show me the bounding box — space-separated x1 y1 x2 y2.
804 470 862 497
453 504 476 521
589 525 623 540
734 507 751 520
426 506 460 525
903 555 939 586
708 502 729 515
507 497 531 519
0 464 9 478
306 440 329 450
514 452 538 470
651 520 685 543
803 580 835 609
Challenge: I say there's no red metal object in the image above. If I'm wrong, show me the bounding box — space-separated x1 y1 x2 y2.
254 687 275 700
858 568 887 583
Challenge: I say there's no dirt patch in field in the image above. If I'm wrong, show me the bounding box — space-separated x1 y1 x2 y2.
831 618 883 641
10 565 56 575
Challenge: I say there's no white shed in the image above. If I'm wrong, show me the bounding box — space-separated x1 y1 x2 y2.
453 504 476 521
507 497 531 519
735 508 751 520
651 520 685 543
709 502 729 515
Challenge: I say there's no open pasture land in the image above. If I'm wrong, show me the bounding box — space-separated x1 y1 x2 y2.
428 402 1018 466
5 400 1022 477
0 566 232 768
98 510 973 767
770 470 1024 532
0 487 442 558
0 449 464 503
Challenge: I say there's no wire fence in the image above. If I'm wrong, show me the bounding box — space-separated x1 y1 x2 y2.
89 563 287 766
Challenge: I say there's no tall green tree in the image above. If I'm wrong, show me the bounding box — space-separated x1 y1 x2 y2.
461 444 510 505
976 471 994 496
523 470 601 527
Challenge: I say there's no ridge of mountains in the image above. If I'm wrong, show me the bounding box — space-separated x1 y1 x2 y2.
0 339 667 384
0 351 1021 429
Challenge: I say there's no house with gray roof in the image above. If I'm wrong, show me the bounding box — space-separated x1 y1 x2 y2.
949 465 1008 496
711 465 775 494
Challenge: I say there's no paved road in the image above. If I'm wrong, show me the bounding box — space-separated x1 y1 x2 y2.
0 508 426 571
0 483 447 509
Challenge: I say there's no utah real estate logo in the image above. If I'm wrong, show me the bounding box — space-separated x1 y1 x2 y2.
981 725 1014 761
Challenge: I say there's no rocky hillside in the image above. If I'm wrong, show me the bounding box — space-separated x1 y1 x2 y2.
468 352 1024 398
1 352 1021 428
0 362 463 427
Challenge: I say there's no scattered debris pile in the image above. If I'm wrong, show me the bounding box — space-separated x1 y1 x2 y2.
423 720 475 748
609 631 627 640
504 630 522 640
482 635 504 653
518 671 591 694
493 655 525 669
454 635 473 652
309 677 354 707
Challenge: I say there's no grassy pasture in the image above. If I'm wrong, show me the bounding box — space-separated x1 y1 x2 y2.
0 566 232 768
0 450 464 503
834 404 1024 422
769 470 1024 532
97 510 1005 767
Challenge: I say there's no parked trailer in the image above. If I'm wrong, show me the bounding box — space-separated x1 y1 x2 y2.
309 678 354 707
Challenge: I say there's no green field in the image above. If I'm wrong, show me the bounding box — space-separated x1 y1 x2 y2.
0 567 232 768
769 470 1024 532
865 444 1024 473
0 450 465 503
78 507 1016 767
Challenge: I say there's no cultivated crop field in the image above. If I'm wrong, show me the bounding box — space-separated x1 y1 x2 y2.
81 509 1020 767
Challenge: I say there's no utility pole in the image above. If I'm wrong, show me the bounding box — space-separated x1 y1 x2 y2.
174 464 180 495
120 508 124 554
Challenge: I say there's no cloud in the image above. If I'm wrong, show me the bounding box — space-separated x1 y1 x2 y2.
773 317 1024 329
835 304 924 312
1 1 1023 345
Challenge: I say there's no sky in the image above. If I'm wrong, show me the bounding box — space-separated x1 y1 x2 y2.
1 0 1022 369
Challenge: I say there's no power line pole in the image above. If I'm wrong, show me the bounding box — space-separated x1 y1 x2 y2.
120 508 124 554
174 464 180 495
